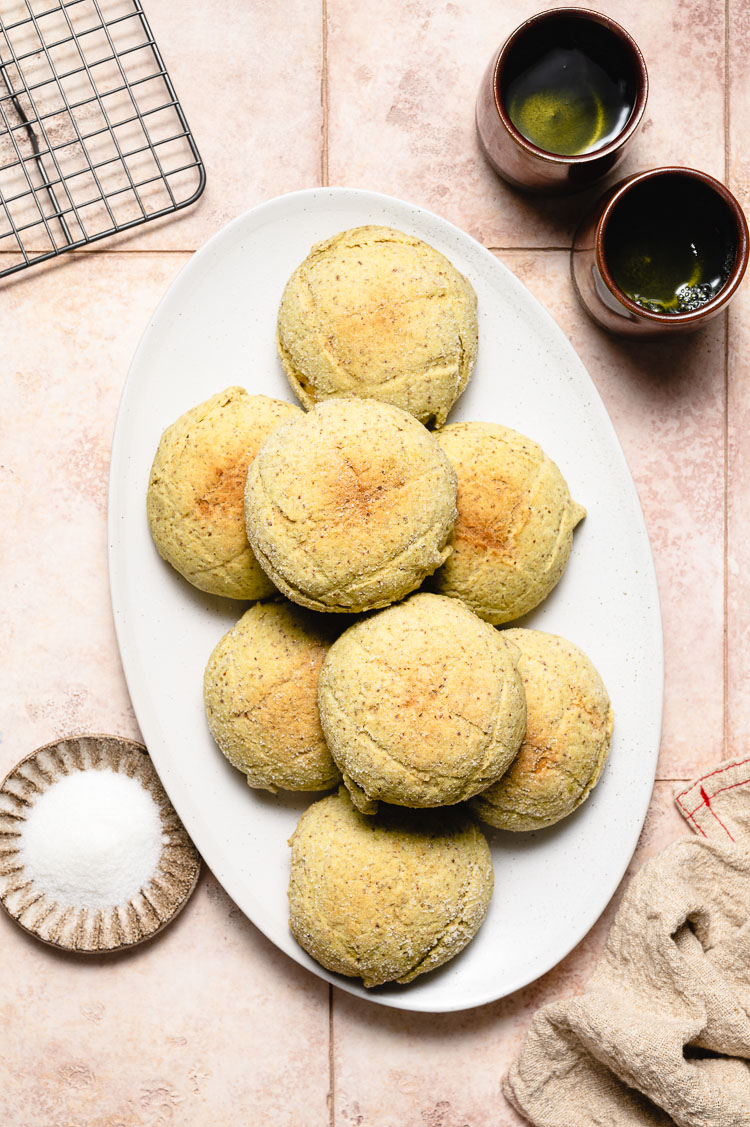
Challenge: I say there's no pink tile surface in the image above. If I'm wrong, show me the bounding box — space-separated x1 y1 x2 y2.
729 0 750 217
727 290 750 751
331 783 687 1127
727 2 750 752
327 0 726 248
0 870 330 1127
128 0 325 250
500 249 726 780
0 253 188 769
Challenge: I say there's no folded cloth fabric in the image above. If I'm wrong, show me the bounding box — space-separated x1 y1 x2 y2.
503 757 750 1127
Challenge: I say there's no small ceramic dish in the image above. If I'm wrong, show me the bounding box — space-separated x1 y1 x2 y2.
0 734 201 953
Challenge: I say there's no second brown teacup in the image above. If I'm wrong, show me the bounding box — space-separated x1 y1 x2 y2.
476 7 648 194
570 167 749 338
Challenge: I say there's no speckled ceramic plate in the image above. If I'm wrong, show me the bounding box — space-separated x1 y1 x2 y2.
108 187 663 1011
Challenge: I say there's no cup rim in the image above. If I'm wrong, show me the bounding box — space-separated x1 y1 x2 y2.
594 166 750 324
492 6 649 166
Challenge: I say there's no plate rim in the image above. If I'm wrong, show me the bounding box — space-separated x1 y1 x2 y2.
108 185 664 1012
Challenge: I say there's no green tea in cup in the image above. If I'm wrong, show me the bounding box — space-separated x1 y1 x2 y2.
603 174 735 314
570 167 749 338
476 8 648 193
505 44 635 157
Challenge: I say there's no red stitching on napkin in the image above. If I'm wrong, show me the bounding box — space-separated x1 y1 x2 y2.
676 793 712 829
699 785 736 842
695 774 750 843
710 810 736 841
676 788 709 836
674 756 750 805
686 776 750 814
676 793 708 836
707 774 750 802
676 768 750 842
682 807 709 838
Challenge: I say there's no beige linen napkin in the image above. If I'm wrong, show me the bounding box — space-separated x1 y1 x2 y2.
503 757 750 1127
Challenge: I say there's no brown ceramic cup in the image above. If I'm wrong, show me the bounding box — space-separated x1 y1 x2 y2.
570 167 749 338
476 8 648 194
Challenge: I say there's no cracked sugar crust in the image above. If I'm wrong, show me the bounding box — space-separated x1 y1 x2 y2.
317 592 526 810
203 601 342 793
431 421 586 624
471 629 614 832
287 788 494 987
244 399 458 613
277 225 478 427
146 387 301 599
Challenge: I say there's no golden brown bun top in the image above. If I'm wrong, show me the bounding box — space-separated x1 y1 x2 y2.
244 398 457 613
146 387 300 599
471 628 613 832
433 421 585 624
277 225 478 427
287 787 493 987
203 601 341 793
317 592 526 809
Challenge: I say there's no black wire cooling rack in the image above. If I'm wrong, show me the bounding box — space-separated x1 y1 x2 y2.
0 0 205 278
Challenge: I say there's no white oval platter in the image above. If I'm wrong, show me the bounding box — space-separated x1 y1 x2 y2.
108 187 663 1012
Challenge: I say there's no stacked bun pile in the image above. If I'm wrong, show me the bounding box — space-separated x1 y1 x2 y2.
147 225 613 989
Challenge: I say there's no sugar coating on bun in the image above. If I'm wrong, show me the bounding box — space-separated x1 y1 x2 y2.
317 592 526 811
147 387 301 599
204 601 341 793
277 225 478 427
288 787 494 987
471 628 613 831
244 399 458 613
433 421 585 624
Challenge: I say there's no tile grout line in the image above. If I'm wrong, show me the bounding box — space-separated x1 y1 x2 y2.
487 245 571 253
328 984 335 1127
321 0 329 187
725 0 731 188
0 245 574 260
723 0 730 761
723 316 730 761
724 311 730 760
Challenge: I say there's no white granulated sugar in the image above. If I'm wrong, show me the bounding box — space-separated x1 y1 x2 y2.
19 768 164 909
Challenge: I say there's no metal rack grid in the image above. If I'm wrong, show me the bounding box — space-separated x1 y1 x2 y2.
0 0 205 278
